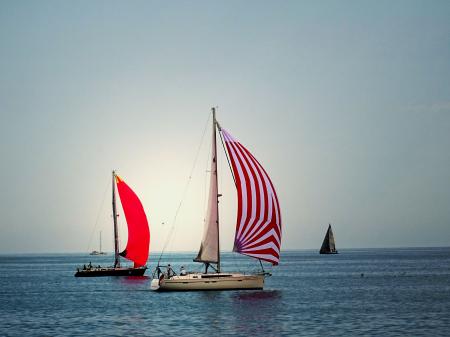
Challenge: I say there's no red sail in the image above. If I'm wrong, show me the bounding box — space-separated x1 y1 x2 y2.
221 129 282 265
115 175 150 267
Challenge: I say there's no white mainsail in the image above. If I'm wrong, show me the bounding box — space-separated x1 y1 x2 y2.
194 118 219 264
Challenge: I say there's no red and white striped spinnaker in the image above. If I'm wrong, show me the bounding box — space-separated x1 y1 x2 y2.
221 128 282 265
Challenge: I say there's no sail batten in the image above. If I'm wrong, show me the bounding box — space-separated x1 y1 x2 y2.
115 175 150 267
222 129 282 265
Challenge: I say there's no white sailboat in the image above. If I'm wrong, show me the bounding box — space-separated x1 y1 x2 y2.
151 108 282 291
90 231 107 255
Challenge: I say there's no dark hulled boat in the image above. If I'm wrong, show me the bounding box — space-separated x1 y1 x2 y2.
75 171 150 277
319 224 338 254
75 266 146 277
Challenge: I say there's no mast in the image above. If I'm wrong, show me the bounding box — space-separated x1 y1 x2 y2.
212 107 221 273
112 171 120 268
99 231 102 253
193 108 221 270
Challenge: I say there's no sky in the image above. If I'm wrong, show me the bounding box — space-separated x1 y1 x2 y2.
0 0 449 254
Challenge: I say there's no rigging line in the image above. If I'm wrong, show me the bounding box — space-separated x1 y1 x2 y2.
157 112 212 264
218 127 236 186
86 176 110 253
231 249 240 272
258 259 265 273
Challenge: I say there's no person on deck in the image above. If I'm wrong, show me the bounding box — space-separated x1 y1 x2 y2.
180 266 187 276
167 264 174 278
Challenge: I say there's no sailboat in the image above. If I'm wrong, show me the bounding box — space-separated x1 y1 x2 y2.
75 171 150 277
90 231 107 255
151 108 282 291
319 224 338 254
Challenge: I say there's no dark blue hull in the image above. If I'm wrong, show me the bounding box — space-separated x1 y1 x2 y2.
74 267 146 277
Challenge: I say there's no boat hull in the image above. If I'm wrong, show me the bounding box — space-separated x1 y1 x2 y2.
89 252 107 256
74 267 146 277
151 273 265 291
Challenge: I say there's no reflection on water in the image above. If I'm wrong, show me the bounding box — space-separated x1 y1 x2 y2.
230 290 284 337
1 249 450 336
116 275 150 284
232 289 282 301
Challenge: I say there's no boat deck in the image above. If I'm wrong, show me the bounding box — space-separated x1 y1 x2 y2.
152 272 265 291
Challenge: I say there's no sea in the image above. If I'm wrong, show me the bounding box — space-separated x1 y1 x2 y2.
1 248 449 337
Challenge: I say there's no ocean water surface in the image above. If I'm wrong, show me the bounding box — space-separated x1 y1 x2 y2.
1 248 449 336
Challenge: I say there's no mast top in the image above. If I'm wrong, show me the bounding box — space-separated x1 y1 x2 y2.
112 169 120 268
212 106 221 130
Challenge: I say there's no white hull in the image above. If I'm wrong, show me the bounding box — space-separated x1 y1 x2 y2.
151 272 265 291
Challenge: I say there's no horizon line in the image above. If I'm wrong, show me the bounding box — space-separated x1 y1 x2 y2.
1 245 449 256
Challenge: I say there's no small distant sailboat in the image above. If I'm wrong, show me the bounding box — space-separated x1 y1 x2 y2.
90 231 106 255
151 108 282 291
319 224 338 254
75 171 150 277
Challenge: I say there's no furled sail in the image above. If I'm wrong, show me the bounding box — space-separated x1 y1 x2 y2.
115 175 150 267
221 128 282 265
194 122 219 263
320 224 337 254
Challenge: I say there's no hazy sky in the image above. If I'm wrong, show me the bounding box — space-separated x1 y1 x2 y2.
1 1 449 254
